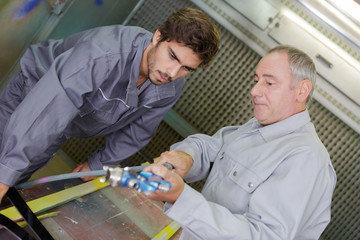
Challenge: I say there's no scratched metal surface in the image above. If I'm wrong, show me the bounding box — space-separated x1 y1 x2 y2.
0 179 180 239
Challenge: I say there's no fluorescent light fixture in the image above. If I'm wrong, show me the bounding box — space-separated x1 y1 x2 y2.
321 0 360 36
282 8 360 72
326 0 360 26
296 0 360 51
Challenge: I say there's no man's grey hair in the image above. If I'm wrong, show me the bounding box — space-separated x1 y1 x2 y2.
268 45 316 104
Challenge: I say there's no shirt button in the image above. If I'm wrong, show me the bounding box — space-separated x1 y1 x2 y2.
248 182 254 188
233 171 237 176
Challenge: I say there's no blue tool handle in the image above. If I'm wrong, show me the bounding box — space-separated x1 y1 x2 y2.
139 171 164 182
138 172 172 192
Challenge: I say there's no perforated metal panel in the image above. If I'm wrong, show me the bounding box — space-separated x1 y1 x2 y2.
61 0 359 239
307 101 360 240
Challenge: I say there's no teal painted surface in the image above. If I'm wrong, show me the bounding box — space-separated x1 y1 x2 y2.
0 0 140 90
164 109 199 138
48 0 140 39
0 0 51 82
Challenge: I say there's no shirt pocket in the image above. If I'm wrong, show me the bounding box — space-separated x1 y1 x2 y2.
83 88 133 124
228 162 263 194
223 156 264 213
203 155 264 214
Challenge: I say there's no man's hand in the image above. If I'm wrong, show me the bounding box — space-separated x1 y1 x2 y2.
154 150 193 178
0 182 10 205
71 162 96 181
142 164 184 204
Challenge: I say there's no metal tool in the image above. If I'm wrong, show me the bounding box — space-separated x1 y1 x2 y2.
100 165 172 194
15 164 150 189
16 163 173 194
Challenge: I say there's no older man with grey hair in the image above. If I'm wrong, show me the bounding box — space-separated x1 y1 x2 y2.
144 45 337 240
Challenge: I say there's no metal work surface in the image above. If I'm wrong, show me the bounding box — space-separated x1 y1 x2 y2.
0 178 181 239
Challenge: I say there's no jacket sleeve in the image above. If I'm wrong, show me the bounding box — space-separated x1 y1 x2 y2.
0 42 109 186
0 66 78 186
170 130 225 182
163 147 336 239
87 86 184 170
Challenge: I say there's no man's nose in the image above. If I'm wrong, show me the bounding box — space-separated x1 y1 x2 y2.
167 63 181 78
251 82 262 97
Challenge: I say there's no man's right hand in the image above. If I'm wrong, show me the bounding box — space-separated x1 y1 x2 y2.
0 182 9 205
142 164 184 204
154 150 193 178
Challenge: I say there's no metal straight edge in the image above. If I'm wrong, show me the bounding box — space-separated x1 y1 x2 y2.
16 164 150 189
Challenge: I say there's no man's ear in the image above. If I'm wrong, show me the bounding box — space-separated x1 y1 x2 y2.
296 79 312 103
152 29 162 45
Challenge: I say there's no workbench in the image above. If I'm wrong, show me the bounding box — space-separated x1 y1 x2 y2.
0 178 181 239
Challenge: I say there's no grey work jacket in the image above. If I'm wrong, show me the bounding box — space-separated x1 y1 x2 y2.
0 25 185 186
166 110 336 240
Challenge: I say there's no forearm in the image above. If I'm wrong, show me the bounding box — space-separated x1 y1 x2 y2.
88 101 179 169
170 133 223 182
87 128 150 170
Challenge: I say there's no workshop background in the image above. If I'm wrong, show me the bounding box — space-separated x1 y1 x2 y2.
0 0 359 240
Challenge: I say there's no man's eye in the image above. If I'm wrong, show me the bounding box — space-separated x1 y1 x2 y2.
267 82 274 86
170 53 176 59
184 66 193 72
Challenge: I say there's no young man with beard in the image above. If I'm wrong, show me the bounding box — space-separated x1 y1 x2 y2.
145 45 336 240
0 8 220 204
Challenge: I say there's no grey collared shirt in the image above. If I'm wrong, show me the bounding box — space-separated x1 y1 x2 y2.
165 110 336 240
0 25 185 186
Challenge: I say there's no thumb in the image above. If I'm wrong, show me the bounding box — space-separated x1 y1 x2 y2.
144 164 170 180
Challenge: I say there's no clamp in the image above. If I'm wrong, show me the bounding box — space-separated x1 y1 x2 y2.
100 166 172 194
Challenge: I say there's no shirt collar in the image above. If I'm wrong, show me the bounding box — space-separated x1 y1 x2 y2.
255 109 311 142
125 37 152 107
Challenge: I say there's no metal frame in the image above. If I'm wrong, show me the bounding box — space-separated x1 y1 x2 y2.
2 187 54 240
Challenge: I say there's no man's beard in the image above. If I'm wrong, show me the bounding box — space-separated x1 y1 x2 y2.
147 45 171 84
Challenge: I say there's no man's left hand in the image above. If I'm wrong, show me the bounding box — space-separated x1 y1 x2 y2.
71 162 96 181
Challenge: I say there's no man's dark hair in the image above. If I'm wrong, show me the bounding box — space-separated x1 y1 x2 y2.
158 8 220 68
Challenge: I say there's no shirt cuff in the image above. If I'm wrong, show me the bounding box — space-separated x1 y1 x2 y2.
87 150 104 170
0 163 23 186
164 183 204 223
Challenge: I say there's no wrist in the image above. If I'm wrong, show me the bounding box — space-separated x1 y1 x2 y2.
0 182 10 204
168 180 184 204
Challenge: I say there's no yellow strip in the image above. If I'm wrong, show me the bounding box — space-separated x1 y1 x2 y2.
16 211 60 228
152 221 181 240
163 225 175 236
0 177 109 221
